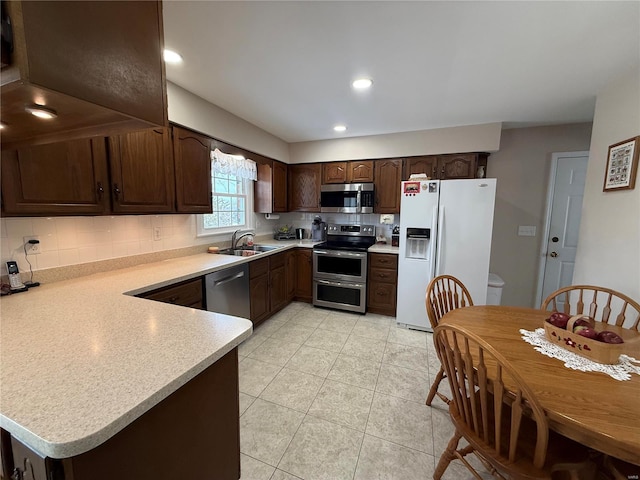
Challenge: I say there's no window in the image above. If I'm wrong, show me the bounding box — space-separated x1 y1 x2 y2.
197 149 256 237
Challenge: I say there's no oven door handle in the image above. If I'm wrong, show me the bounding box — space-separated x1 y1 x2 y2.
313 250 366 258
316 279 365 288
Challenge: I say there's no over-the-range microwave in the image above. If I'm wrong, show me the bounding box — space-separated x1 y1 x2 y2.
320 183 374 214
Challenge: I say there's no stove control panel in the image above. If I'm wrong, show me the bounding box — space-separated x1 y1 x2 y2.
327 224 375 237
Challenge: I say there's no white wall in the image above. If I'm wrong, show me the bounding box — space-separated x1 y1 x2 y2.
573 68 640 302
289 122 502 163
487 124 593 307
167 82 290 163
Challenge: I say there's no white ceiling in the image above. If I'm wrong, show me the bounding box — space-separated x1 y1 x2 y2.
163 1 640 144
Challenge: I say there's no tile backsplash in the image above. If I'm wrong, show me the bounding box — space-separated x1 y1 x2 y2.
0 212 399 276
0 215 209 275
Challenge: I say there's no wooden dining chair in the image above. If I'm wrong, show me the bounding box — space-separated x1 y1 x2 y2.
541 285 640 332
433 324 595 480
425 275 473 406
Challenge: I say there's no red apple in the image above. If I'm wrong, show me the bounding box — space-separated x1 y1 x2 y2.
547 312 571 329
573 326 598 339
596 331 624 344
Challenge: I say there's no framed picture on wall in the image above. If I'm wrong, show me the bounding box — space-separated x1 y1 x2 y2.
603 136 639 191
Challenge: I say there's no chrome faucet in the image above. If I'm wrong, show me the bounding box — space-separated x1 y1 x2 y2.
231 229 254 249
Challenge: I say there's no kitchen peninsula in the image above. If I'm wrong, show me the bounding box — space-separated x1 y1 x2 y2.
0 250 260 479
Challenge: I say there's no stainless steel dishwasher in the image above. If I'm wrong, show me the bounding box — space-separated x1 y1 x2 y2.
205 264 250 319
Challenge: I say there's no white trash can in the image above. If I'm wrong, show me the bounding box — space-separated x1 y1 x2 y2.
486 273 505 305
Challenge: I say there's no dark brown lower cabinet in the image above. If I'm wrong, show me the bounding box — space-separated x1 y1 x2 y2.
367 253 398 316
3 349 240 480
293 249 313 303
139 277 204 309
250 257 270 326
249 252 289 326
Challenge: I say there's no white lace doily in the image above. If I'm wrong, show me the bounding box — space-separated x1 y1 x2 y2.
520 328 640 381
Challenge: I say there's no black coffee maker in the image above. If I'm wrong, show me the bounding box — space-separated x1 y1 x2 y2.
311 215 327 241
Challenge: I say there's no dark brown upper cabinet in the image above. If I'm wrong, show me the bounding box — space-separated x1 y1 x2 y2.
172 126 212 214
321 160 374 184
403 153 489 180
255 158 288 214
374 159 402 213
108 128 175 214
322 162 347 184
288 163 321 212
348 160 374 182
1 1 167 149
0 137 110 215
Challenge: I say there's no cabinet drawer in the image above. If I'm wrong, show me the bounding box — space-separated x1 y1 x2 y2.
270 252 286 269
142 278 203 308
369 267 397 284
250 257 270 278
369 253 398 270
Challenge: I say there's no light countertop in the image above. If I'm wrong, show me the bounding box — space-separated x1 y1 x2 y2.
0 239 390 459
368 244 399 254
0 245 301 459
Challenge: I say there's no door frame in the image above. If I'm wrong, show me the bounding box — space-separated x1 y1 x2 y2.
534 151 590 307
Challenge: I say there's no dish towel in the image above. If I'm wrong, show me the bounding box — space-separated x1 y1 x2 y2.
520 328 640 381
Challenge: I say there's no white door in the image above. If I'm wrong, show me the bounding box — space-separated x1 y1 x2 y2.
539 152 589 307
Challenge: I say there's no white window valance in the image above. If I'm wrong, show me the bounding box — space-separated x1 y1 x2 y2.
211 148 257 181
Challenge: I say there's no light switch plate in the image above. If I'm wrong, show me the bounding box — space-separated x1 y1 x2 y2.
518 225 536 237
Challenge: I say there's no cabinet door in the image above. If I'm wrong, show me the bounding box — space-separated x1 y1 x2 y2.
109 128 175 214
374 159 402 213
288 164 321 212
404 156 438 180
273 161 288 212
1 138 110 216
322 162 347 184
173 126 212 213
348 161 374 183
270 265 287 313
294 249 313 302
254 158 274 213
250 274 269 325
286 250 296 301
367 281 397 316
439 154 477 179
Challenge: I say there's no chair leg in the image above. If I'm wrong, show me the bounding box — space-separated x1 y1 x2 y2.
426 366 445 406
434 430 462 480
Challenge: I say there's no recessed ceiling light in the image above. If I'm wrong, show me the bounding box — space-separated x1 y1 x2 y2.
25 104 57 119
352 78 373 89
163 49 183 64
333 125 347 132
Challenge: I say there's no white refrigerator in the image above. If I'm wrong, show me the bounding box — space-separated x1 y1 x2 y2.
396 178 497 331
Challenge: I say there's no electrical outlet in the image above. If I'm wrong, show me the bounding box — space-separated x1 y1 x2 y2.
23 236 41 255
153 227 162 241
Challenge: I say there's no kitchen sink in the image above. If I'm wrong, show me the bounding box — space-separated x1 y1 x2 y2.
218 245 279 256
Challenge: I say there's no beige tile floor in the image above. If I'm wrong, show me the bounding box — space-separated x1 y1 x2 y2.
238 302 492 480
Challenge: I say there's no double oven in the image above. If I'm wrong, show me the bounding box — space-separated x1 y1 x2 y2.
312 224 375 313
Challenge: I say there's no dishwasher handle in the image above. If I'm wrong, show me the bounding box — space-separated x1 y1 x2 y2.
213 271 245 287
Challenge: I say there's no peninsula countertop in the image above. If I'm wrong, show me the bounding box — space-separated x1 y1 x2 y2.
0 245 296 459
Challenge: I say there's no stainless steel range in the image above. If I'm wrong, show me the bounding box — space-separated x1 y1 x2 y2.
312 224 376 313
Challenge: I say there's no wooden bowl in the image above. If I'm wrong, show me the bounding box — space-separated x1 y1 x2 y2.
543 315 640 364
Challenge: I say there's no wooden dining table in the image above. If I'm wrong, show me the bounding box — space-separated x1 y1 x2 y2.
439 305 640 465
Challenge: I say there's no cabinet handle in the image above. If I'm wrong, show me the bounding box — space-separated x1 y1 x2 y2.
97 182 105 198
113 183 121 198
169 296 179 303
432 166 437 178
441 165 445 177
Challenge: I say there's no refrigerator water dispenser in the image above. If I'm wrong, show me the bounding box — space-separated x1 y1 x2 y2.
405 228 430 259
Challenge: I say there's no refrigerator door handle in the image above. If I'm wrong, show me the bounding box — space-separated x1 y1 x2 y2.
435 205 444 275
